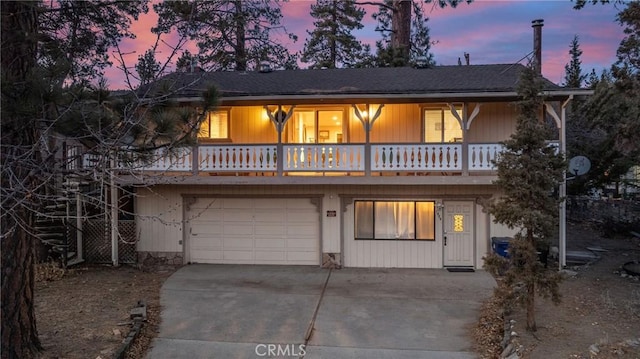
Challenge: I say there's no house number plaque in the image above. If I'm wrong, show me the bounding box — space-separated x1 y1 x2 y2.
326 210 336 217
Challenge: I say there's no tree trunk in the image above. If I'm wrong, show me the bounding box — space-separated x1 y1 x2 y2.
1 2 43 357
391 0 411 64
233 0 247 71
526 281 536 331
1 212 42 359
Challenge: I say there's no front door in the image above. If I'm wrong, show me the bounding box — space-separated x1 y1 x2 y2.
443 201 474 267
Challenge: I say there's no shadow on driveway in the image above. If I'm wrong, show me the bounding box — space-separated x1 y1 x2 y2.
147 265 495 359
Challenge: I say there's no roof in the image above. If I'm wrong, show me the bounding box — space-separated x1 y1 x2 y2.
139 64 575 103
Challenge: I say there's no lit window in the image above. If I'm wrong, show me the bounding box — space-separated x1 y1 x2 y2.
355 201 435 240
424 107 462 143
289 110 344 143
199 110 229 140
453 214 464 232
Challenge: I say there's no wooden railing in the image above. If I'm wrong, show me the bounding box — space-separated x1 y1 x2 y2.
468 144 502 171
70 143 529 175
199 145 277 171
372 144 462 171
284 144 364 171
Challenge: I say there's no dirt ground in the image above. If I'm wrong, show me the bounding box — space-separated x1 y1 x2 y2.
35 263 176 359
477 222 640 359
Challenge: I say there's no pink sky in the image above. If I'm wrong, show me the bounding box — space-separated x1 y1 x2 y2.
105 0 625 89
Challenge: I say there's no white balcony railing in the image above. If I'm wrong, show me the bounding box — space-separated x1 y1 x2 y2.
118 147 193 172
468 144 502 171
199 145 277 172
69 143 524 175
371 144 462 171
284 144 365 171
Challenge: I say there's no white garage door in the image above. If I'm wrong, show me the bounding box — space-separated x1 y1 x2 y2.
187 198 320 265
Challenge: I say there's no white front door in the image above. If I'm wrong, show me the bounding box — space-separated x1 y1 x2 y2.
443 201 474 267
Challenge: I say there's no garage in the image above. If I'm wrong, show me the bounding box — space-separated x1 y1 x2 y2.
186 197 320 265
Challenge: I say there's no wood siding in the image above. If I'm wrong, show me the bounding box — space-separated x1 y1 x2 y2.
343 203 443 268
229 106 276 144
369 104 422 143
136 184 501 269
466 102 518 143
205 102 520 146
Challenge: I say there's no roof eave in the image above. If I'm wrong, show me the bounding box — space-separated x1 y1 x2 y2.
172 89 593 105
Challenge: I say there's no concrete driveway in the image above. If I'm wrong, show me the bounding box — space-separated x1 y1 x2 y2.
146 265 495 359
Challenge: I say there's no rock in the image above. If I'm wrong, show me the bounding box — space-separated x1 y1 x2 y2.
500 343 515 358
589 343 600 355
625 338 640 347
511 331 518 337
506 352 520 359
112 329 121 336
560 269 578 278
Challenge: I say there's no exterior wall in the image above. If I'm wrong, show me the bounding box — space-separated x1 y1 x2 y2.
136 187 183 253
136 184 501 268
467 102 518 143
475 203 490 267
229 106 276 143
342 202 444 268
216 102 518 145
369 104 422 143
489 215 519 239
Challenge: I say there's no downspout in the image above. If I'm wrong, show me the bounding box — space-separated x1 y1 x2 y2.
559 95 572 269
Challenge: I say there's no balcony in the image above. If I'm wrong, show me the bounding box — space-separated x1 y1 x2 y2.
64 143 517 185
107 143 505 174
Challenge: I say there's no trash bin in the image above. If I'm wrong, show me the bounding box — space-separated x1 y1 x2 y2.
491 237 512 258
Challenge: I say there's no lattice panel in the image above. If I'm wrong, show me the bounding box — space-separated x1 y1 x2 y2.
83 219 137 264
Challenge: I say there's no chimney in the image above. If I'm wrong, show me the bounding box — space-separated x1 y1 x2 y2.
532 19 544 75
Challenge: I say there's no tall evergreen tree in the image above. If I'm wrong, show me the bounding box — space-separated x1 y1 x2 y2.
153 0 298 71
571 2 640 197
486 66 565 332
563 35 586 88
38 0 149 84
301 0 370 69
136 49 161 85
1 1 216 356
371 0 435 67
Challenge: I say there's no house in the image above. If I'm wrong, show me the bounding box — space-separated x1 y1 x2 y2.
108 58 590 269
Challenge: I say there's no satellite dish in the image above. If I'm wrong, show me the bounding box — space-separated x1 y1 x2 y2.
568 156 591 176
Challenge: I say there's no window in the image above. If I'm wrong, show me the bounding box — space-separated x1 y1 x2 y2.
198 110 229 140
424 108 462 143
355 201 435 240
289 109 343 143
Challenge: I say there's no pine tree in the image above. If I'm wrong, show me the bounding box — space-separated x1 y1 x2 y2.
301 0 369 69
371 0 435 67
1 2 209 356
563 35 587 88
486 66 565 332
136 49 161 85
570 2 639 196
153 0 298 71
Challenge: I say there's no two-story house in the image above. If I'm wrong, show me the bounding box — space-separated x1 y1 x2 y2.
116 63 587 269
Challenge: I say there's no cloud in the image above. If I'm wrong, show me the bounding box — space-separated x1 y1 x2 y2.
104 0 625 89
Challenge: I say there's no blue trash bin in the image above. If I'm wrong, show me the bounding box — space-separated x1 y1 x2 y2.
491 237 512 258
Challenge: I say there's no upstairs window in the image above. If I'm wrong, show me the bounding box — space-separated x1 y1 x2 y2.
424 107 462 143
289 109 344 143
199 110 229 140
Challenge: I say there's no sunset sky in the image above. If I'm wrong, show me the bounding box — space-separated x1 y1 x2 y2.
106 0 626 89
